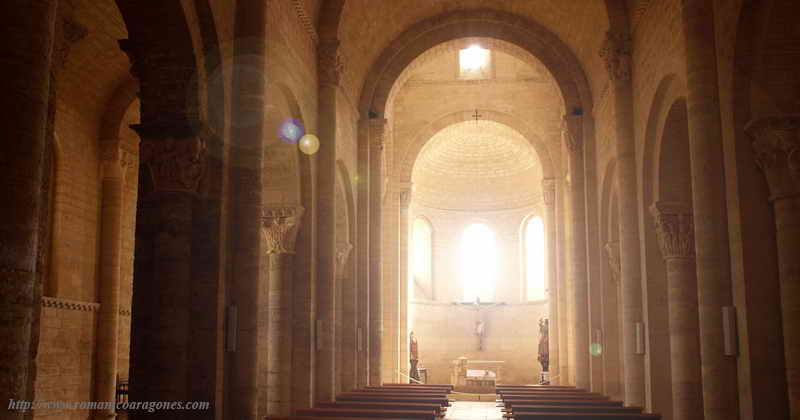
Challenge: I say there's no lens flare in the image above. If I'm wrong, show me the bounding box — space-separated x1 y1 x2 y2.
299 134 320 155
279 119 304 144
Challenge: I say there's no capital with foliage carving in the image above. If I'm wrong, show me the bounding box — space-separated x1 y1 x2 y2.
134 122 210 194
542 178 556 206
650 202 695 260
262 206 305 255
745 115 800 200
599 31 632 82
562 114 582 154
604 241 620 283
319 39 345 87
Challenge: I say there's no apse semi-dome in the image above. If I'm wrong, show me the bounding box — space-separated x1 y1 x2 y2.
412 120 542 211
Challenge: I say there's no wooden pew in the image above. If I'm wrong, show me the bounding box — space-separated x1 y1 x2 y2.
508 405 643 414
295 407 437 420
497 391 605 397
509 413 660 420
317 401 445 416
499 399 625 410
341 391 449 399
367 385 452 393
335 394 451 407
500 394 610 401
358 387 448 394
382 383 454 391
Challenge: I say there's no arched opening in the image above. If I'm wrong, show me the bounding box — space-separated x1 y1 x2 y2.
411 217 434 301
461 223 498 303
523 215 547 302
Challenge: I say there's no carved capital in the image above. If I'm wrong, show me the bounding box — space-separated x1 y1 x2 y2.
318 39 345 87
599 31 632 82
650 202 695 259
542 178 556 206
745 115 800 200
398 183 413 210
370 118 388 151
604 241 620 283
134 122 211 194
336 242 353 277
562 115 582 154
262 206 305 254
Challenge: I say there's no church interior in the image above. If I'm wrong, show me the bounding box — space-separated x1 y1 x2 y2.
1 1 798 420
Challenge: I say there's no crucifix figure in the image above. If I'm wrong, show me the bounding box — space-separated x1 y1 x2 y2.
472 109 482 125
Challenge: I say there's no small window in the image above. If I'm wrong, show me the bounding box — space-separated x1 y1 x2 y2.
461 223 497 302
459 45 491 80
525 216 547 301
411 218 433 300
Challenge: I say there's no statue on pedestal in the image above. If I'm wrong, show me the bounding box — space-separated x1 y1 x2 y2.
409 331 420 383
537 318 549 373
475 320 486 351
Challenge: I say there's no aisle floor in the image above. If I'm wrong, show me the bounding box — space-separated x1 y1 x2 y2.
445 401 504 420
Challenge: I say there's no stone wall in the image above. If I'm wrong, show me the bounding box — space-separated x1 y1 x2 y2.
34 299 98 420
409 300 546 386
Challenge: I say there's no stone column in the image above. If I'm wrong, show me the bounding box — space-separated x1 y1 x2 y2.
0 2 57 417
557 178 570 385
337 242 356 392
227 2 268 416
397 185 413 380
746 115 800 419
94 142 135 419
542 178 560 384
600 31 646 406
356 120 371 388
129 123 209 419
651 202 704 420
563 115 590 390
680 2 740 418
316 38 343 402
368 118 387 385
603 241 623 399
262 206 304 415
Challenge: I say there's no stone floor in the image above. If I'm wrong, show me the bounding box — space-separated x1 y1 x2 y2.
445 401 504 420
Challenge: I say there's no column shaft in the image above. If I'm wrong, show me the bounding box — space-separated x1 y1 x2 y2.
356 120 371 388
228 1 267 417
557 179 570 385
681 2 739 418
543 179 560 384
267 253 293 415
338 243 357 392
564 116 590 390
316 79 339 402
600 31 646 406
94 159 125 419
652 202 704 420
398 188 412 381
746 115 800 419
368 119 386 385
0 1 57 417
774 197 800 418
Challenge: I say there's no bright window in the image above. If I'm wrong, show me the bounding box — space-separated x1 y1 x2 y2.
525 216 547 301
459 45 491 80
411 218 433 300
461 223 497 302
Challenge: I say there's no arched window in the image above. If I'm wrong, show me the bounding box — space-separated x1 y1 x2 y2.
524 216 547 301
461 223 497 302
411 218 433 300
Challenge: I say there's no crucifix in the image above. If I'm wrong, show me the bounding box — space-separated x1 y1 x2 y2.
472 109 482 125
456 297 505 351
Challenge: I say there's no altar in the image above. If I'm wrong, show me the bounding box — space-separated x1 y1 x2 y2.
450 357 504 393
